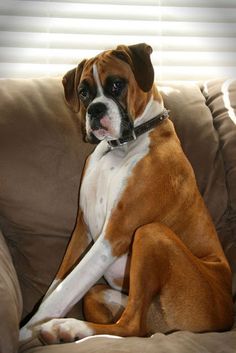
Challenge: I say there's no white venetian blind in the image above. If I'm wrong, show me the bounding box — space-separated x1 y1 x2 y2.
0 0 236 81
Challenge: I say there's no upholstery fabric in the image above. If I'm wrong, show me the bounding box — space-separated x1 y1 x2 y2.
25 331 236 353
0 77 235 353
0 229 22 353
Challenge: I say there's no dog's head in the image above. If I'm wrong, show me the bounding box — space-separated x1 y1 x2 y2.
62 43 157 143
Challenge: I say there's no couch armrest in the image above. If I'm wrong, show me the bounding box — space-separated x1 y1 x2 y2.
0 229 22 353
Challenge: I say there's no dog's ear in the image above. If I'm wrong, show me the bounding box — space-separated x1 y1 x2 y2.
62 59 86 112
112 43 154 92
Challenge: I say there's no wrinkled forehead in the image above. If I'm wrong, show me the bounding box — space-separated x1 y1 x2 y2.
80 50 132 86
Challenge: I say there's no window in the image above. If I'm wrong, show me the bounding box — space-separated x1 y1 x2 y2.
0 0 236 81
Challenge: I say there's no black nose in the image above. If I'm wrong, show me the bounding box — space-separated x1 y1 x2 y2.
88 102 107 118
88 103 107 130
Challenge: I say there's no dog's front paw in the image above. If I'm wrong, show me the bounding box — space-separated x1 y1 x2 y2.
39 318 94 344
19 324 42 350
19 326 34 343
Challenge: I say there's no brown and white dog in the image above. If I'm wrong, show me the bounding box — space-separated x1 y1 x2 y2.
20 43 233 345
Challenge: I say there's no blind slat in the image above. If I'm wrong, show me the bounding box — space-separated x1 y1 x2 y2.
1 47 235 68
1 16 236 37
1 32 236 53
19 0 236 7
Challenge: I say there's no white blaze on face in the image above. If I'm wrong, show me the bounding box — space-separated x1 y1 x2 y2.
85 64 122 141
92 62 103 96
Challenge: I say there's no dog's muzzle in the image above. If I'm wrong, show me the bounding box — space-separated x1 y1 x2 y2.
87 102 108 131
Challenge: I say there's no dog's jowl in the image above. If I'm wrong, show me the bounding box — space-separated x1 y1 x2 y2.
20 43 233 345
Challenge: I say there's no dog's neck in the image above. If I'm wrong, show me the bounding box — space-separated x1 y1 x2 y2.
106 96 167 151
134 95 165 128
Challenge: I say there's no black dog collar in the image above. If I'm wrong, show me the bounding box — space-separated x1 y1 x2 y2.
107 108 169 149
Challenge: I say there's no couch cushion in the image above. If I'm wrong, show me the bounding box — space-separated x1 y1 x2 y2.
0 78 93 319
0 229 22 353
201 78 236 299
23 329 236 353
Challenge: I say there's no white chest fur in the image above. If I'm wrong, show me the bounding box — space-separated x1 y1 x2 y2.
80 136 149 241
80 135 150 288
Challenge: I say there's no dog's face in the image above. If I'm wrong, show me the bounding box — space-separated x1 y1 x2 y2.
62 43 155 143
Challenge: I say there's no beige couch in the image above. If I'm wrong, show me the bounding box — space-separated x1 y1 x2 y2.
0 77 235 353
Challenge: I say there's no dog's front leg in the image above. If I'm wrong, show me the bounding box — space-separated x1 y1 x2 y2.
42 209 92 301
19 236 116 343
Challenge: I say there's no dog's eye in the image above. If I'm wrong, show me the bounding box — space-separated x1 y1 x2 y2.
111 80 125 96
78 87 90 101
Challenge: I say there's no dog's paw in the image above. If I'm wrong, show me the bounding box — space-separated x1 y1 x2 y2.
39 318 94 344
19 326 35 343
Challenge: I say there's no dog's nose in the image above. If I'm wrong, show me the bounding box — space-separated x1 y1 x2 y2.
88 103 107 130
88 103 107 119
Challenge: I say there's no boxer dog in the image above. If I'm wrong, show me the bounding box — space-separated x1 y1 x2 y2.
20 43 233 345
